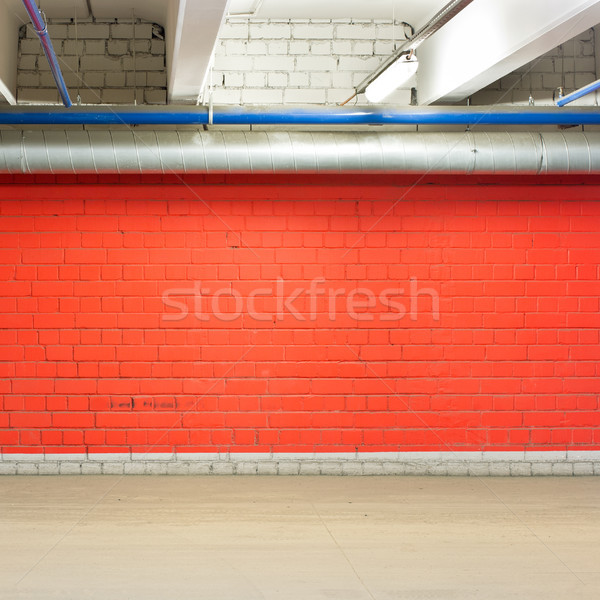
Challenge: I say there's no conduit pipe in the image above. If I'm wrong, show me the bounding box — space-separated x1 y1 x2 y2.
1 130 599 174
21 0 72 108
1 106 600 126
556 79 600 107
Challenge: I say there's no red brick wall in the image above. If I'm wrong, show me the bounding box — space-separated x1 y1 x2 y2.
1 175 599 455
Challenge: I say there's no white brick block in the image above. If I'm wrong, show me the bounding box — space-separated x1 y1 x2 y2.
552 463 574 476
289 41 310 54
336 24 377 40
38 462 59 475
292 24 334 39
531 462 553 476
111 23 152 39
241 88 284 104
426 463 448 476
245 40 267 56
167 462 190 475
225 40 247 55
188 462 211 475
47 24 68 39
288 72 309 87
0 463 17 475
310 72 331 87
59 462 81 475
132 40 151 53
268 41 288 55
375 25 395 40
213 55 253 71
257 461 278 475
342 462 363 475
296 56 337 72
332 72 353 88
79 89 102 104
151 40 165 55
320 461 342 475
284 88 327 103
510 463 532 476
236 462 258 475
468 463 490 477
253 56 295 71
41 71 79 88
122 56 164 71
299 462 320 475
126 72 147 86
212 462 234 475
147 72 167 87
20 39 41 54
69 24 109 39
17 88 60 104
362 462 384 475
145 462 168 475
105 72 126 87
332 41 352 54
144 89 167 104
124 462 147 474
446 462 469 476
107 40 128 55
18 55 37 70
224 72 244 87
278 461 300 475
210 89 242 104
81 462 103 475
576 72 597 87
16 463 39 475
339 56 380 72
488 463 511 476
249 23 291 39
102 89 135 104
382 462 405 475
62 40 84 56
311 41 331 55
17 72 39 87
533 58 556 73
219 23 249 39
80 55 121 72
352 41 374 55
268 72 288 87
102 462 124 475
245 72 267 87
86 40 106 54
83 72 105 87
573 463 594 476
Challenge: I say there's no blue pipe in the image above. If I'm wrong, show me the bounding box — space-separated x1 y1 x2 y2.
1 106 600 126
22 0 72 108
556 79 600 107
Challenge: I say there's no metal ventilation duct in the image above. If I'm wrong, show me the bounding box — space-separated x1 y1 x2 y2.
0 130 599 174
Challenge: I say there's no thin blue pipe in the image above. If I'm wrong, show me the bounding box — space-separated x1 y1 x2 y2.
556 79 600 107
1 107 600 126
21 0 72 108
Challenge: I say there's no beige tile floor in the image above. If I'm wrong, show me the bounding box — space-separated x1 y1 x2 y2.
0 476 599 599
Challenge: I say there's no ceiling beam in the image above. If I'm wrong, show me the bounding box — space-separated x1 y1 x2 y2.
0 1 18 104
167 0 230 104
416 0 600 105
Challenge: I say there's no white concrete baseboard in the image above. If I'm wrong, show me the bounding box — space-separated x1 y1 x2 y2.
1 451 599 475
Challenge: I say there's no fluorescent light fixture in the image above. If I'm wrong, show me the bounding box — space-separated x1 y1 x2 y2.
364 54 418 103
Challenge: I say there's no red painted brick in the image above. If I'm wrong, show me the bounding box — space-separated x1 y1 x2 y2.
1 178 599 454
